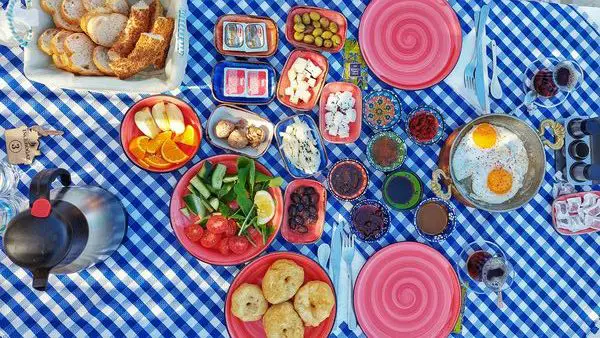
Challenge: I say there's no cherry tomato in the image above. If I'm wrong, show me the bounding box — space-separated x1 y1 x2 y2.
228 200 239 210
229 236 249 254
248 228 264 246
184 225 204 242
217 238 230 255
206 215 228 234
200 231 221 248
225 219 238 237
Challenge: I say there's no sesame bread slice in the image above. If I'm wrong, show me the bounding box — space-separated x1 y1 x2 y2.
53 11 84 32
149 0 164 25
108 1 150 60
64 33 103 75
60 0 86 25
109 32 163 79
92 46 115 75
38 28 60 55
41 0 61 14
87 13 127 47
149 16 174 69
82 0 106 11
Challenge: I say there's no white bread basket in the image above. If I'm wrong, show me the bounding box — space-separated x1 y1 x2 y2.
5 0 188 94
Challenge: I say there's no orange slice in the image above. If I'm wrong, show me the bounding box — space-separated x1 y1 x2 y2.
173 125 198 146
147 131 173 154
144 155 172 169
138 158 151 169
161 139 189 164
128 136 150 159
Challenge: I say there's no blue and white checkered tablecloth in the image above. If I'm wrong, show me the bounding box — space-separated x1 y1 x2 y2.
1 0 599 337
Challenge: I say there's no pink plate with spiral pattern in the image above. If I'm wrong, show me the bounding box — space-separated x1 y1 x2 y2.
354 242 461 337
358 0 462 90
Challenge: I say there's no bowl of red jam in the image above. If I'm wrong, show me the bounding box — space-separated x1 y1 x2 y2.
405 105 444 145
327 159 369 202
366 131 406 172
350 199 390 242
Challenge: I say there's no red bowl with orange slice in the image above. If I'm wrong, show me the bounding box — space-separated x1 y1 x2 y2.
169 154 283 266
120 95 202 173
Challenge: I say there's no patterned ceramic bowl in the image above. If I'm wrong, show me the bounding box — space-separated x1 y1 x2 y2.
404 105 445 145
363 89 402 131
413 197 456 242
349 199 390 242
366 131 406 172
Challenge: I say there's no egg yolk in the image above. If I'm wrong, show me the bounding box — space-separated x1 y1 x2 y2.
472 123 497 149
487 168 513 195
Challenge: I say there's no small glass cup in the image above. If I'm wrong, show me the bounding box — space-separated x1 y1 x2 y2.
456 240 514 294
522 57 584 110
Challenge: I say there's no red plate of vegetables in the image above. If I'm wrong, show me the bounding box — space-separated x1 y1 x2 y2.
170 154 284 265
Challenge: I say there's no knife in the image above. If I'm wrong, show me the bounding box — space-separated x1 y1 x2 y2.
475 4 490 114
328 217 342 293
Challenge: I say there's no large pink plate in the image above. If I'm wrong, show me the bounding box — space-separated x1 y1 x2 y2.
358 0 462 90
354 242 461 337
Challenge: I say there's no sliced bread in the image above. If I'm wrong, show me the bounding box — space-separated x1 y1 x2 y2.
52 53 69 70
110 32 163 79
148 0 164 25
80 7 112 33
82 0 106 11
149 16 174 69
60 0 86 24
92 46 115 75
108 1 151 60
106 0 129 15
53 11 84 32
87 13 128 47
41 0 61 14
50 30 72 54
64 33 103 75
38 28 60 55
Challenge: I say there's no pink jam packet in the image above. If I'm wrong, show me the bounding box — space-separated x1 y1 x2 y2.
567 197 582 214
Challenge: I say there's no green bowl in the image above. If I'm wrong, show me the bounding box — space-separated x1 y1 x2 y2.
367 131 406 172
383 170 423 210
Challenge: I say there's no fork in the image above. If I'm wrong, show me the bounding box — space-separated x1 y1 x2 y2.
464 11 481 90
342 231 357 330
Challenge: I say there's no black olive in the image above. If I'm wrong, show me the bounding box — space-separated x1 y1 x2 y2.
297 225 309 233
288 217 296 229
302 195 310 205
305 187 315 195
309 206 317 214
292 193 301 203
297 204 304 212
310 193 319 204
295 187 305 195
288 205 297 216
294 215 304 225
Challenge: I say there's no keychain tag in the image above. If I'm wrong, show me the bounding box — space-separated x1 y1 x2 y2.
4 126 63 165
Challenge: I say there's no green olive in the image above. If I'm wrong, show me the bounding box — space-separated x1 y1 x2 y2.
309 12 320 21
323 39 333 48
303 35 315 44
319 17 330 27
293 23 306 33
314 36 323 47
331 34 342 46
293 32 305 41
312 20 321 28
312 28 323 37
304 26 314 34
302 13 311 24
321 31 333 40
329 22 338 33
294 14 302 24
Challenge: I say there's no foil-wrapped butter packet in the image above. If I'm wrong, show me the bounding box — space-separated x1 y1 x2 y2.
222 21 268 53
245 23 266 49
224 22 244 49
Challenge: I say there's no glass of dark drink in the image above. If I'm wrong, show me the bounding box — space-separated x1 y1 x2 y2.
457 240 514 295
552 60 582 92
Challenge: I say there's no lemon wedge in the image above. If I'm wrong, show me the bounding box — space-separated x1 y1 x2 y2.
255 190 275 225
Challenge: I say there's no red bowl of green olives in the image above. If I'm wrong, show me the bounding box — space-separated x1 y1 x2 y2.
285 6 348 53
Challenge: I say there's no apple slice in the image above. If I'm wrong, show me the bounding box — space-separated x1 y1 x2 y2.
134 107 161 138
151 101 171 131
166 102 185 135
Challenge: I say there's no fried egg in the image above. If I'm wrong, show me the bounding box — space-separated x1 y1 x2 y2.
452 123 529 204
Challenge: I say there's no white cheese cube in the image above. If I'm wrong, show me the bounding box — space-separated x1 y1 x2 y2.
299 90 312 103
289 95 300 104
307 78 317 88
296 72 306 82
292 57 308 73
306 62 323 78
298 81 310 92
345 108 357 123
290 79 298 89
287 69 297 81
284 87 295 96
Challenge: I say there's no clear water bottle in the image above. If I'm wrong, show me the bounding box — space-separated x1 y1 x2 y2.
0 162 21 195
0 195 28 235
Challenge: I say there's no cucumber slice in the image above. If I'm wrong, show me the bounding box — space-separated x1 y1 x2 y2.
183 194 203 215
222 175 238 184
218 183 234 198
197 161 214 181
180 207 191 218
209 197 219 210
211 163 227 190
200 198 214 213
190 176 211 199
197 200 207 218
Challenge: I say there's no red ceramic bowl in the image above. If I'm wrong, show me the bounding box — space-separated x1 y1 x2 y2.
285 6 348 53
282 179 326 244
169 154 283 265
120 95 202 173
277 49 329 111
318 82 363 143
225 252 336 338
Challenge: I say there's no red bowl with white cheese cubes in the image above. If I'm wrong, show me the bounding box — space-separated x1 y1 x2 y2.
277 49 329 111
319 82 362 143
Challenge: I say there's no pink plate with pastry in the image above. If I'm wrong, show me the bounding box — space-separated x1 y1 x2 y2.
225 252 336 338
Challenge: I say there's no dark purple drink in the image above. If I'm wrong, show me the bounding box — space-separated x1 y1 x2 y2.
533 69 558 98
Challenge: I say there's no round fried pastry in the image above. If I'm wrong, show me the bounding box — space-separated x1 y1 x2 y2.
262 259 305 304
231 283 268 322
262 302 304 338
293 281 335 327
